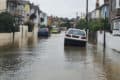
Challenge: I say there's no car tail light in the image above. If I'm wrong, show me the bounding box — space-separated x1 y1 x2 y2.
66 34 71 37
81 37 86 39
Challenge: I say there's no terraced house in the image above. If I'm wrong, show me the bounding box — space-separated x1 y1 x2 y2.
110 0 120 33
88 0 109 20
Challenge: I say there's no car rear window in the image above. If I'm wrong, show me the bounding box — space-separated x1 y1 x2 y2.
68 29 85 36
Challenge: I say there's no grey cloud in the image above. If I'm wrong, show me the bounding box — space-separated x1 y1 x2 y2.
30 0 103 18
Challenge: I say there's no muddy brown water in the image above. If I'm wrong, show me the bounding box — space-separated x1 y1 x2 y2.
0 32 120 80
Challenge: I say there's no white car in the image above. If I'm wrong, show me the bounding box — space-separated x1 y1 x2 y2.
64 28 87 47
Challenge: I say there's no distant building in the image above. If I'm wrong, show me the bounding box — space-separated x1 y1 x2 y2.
47 16 53 26
99 4 109 19
88 0 101 20
89 9 100 20
88 0 110 20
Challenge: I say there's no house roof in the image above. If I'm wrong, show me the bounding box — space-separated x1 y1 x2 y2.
30 3 41 14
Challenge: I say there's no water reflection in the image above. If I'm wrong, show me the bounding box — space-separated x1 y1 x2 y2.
0 35 38 50
64 46 87 63
0 42 19 52
0 53 22 72
27 36 38 48
0 33 119 80
94 44 120 80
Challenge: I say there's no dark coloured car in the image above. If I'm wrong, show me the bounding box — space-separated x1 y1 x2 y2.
38 28 50 37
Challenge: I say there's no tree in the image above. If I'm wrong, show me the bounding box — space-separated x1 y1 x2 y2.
0 12 15 33
76 18 110 32
60 22 71 28
60 21 71 28
76 19 87 29
89 18 110 32
89 19 104 32
101 18 110 31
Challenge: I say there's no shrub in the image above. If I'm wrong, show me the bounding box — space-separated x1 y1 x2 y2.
0 12 15 33
76 19 87 29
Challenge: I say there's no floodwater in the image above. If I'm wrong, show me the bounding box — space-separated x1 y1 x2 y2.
0 32 120 80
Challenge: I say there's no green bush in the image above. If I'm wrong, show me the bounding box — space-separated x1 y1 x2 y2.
89 19 104 32
76 18 110 32
76 19 87 29
0 12 15 33
60 21 71 28
89 19 110 32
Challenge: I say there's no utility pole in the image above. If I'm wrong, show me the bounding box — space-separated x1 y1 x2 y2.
86 0 89 41
86 0 88 30
76 12 78 20
103 12 107 50
75 12 78 28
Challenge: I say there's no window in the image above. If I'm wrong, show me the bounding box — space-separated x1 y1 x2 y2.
116 0 120 8
113 20 120 30
68 30 85 36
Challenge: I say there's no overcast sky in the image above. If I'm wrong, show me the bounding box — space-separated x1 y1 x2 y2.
29 0 103 18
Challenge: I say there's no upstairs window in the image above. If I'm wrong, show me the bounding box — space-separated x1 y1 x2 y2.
116 0 120 8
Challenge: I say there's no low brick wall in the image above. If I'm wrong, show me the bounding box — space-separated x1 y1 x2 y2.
0 33 12 46
0 25 39 47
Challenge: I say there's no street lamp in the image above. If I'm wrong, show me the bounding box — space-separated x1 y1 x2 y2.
86 0 89 40
103 7 107 50
75 12 78 28
103 7 107 63
86 0 88 29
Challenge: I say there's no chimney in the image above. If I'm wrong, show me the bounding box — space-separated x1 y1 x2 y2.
96 0 99 9
104 0 109 4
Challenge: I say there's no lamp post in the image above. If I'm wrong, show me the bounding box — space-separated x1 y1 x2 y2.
86 0 88 29
75 12 78 28
103 9 107 63
12 22 16 43
103 7 107 50
86 0 89 40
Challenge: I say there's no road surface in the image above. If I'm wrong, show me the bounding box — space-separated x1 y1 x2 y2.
0 32 120 80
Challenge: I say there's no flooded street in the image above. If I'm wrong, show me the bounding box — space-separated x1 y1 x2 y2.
0 32 120 80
